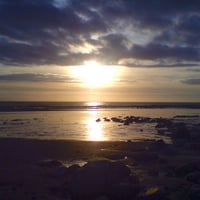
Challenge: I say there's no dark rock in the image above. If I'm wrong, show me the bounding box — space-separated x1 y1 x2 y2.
66 164 81 176
189 185 200 200
190 131 200 140
54 166 69 178
66 160 136 199
172 123 190 139
124 120 130 125
96 195 110 200
105 154 126 161
175 161 200 177
111 117 123 123
11 118 22 122
149 140 167 151
103 118 111 122
155 123 166 129
37 159 63 168
108 182 140 200
157 129 166 135
123 117 134 125
163 146 178 156
138 186 169 200
186 171 200 184
155 118 173 129
128 174 140 185
189 143 200 151
129 151 159 162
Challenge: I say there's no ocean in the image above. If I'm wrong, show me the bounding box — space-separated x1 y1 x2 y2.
0 102 200 142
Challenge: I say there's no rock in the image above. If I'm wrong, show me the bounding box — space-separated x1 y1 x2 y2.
172 123 190 139
189 143 200 151
155 123 166 129
128 174 140 185
129 151 159 162
66 164 81 176
175 161 200 177
139 186 169 200
155 119 173 129
124 120 130 125
162 145 178 155
66 160 137 199
186 171 200 184
123 117 134 125
189 185 200 200
108 182 140 200
149 140 167 151
190 131 200 141
111 117 123 123
103 118 111 122
96 195 110 200
37 159 63 168
104 154 126 161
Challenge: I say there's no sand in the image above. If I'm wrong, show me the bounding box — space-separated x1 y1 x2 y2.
0 137 200 200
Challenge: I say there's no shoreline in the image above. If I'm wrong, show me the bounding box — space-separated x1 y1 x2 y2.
0 137 200 199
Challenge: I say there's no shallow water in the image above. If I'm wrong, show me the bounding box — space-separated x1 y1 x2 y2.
0 107 200 142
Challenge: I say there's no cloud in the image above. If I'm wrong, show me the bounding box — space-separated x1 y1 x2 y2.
0 73 76 83
0 0 200 67
182 78 200 85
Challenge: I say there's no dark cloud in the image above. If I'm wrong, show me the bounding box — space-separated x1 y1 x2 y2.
182 79 200 85
154 14 200 47
0 0 200 67
0 73 75 82
130 44 199 61
97 34 130 64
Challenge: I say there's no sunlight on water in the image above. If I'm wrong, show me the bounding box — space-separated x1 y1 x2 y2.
0 103 200 141
86 110 105 141
86 102 102 107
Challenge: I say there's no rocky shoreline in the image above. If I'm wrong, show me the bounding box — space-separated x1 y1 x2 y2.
0 115 200 199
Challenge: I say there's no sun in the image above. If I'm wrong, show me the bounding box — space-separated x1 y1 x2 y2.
70 60 118 87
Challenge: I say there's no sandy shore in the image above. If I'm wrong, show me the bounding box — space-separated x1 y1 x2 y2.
0 137 200 200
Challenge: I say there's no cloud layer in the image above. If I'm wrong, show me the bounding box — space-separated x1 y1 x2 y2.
0 73 76 82
0 0 200 67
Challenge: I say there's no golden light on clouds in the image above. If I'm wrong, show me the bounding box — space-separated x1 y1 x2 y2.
69 60 119 87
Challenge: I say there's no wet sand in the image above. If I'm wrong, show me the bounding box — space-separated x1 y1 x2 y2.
0 136 200 200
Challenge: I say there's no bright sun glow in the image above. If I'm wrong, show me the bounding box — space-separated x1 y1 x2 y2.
70 60 118 87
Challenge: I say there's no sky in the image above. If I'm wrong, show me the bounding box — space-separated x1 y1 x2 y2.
0 0 200 102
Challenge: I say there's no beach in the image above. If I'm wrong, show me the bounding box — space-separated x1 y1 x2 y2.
1 0 200 198
1 103 200 199
0 134 200 200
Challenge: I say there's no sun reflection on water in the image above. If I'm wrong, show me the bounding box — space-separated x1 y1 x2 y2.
86 110 105 141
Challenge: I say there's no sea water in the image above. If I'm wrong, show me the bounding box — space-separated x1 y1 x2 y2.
0 102 200 142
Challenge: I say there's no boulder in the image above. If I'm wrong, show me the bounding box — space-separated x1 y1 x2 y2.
66 160 139 199
186 171 200 184
175 161 200 177
172 123 190 139
129 151 159 162
108 181 140 200
189 185 200 200
37 159 63 168
149 140 167 151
